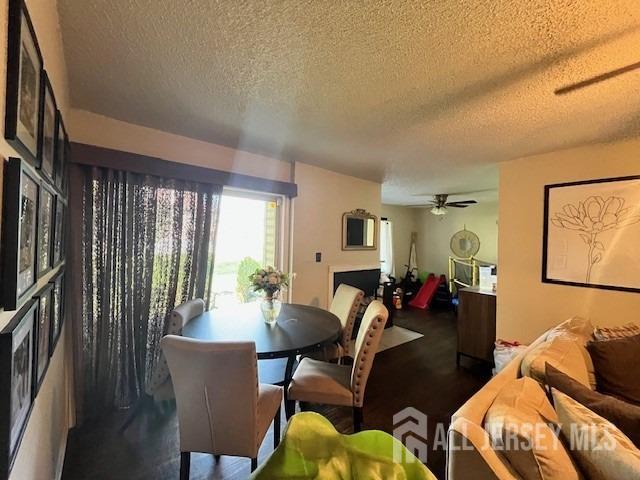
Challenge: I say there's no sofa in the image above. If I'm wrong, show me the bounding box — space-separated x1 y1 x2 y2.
446 317 639 479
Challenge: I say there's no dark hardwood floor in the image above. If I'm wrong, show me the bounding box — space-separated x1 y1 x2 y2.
62 308 490 480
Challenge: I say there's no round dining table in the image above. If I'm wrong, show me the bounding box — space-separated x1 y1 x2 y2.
182 302 342 416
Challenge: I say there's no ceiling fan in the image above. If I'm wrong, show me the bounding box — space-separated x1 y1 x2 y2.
411 194 478 216
554 60 640 95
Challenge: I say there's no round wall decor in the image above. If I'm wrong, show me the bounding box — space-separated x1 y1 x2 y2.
450 228 480 257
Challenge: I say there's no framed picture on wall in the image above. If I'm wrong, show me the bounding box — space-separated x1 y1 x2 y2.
33 284 53 395
53 197 65 266
49 270 65 354
54 110 68 193
37 72 56 181
4 0 43 164
2 158 40 310
0 299 37 478
37 181 55 278
542 175 640 293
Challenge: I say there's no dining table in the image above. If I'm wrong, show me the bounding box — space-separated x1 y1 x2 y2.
182 301 342 417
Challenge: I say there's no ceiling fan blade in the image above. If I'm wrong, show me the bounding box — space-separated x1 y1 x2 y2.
407 204 436 208
447 200 477 205
554 60 640 95
447 204 471 208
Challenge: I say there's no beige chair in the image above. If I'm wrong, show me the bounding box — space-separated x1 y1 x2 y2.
161 336 283 478
121 298 205 432
310 284 364 362
288 300 388 432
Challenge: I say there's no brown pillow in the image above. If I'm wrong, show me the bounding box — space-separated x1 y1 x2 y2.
546 363 640 447
587 334 640 405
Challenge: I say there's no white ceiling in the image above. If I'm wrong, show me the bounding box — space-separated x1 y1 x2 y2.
58 1 640 204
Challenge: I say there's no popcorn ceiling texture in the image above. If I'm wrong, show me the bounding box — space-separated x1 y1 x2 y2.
57 1 640 203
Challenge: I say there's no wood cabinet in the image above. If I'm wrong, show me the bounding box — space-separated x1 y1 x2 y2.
457 287 496 366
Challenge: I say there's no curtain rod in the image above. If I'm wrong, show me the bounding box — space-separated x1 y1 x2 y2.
69 142 298 198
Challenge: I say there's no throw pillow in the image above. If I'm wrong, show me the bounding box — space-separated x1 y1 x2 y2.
545 363 640 447
586 334 640 405
593 322 640 342
552 389 640 480
521 336 591 389
484 377 581 480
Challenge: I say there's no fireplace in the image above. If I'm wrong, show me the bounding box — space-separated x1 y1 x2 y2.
328 264 393 329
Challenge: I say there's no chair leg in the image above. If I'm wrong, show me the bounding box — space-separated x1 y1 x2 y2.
180 452 190 480
251 457 258 472
214 455 221 463
273 406 281 447
353 407 363 433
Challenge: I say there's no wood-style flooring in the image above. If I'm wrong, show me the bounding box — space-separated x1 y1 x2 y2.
62 307 490 480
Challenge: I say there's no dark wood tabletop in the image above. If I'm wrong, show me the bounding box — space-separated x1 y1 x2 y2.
182 302 342 359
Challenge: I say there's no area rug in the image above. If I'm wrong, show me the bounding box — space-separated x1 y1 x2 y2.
347 325 424 353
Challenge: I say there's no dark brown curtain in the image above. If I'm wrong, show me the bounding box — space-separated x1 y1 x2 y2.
74 166 221 419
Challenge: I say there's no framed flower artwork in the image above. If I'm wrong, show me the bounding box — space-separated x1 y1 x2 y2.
542 176 640 292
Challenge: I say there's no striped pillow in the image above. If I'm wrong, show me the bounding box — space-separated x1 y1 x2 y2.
594 323 640 342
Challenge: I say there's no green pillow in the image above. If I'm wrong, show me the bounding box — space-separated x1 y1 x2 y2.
251 412 436 480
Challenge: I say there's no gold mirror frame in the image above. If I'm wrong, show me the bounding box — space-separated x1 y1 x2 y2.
342 209 377 251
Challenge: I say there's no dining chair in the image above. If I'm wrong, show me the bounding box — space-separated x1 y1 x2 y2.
120 298 205 432
287 300 388 432
309 284 364 362
161 336 283 478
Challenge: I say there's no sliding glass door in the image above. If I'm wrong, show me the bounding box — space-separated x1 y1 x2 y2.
209 190 282 308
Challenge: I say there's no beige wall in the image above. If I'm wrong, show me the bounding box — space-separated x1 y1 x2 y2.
68 109 292 182
415 201 498 276
0 0 73 478
498 139 640 343
380 204 418 277
291 162 381 307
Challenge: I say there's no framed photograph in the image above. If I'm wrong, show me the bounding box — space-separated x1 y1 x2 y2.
37 181 55 278
33 284 52 394
53 197 65 266
2 158 40 310
0 299 37 478
37 72 56 181
4 0 43 163
49 270 65 353
543 175 640 292
53 110 68 192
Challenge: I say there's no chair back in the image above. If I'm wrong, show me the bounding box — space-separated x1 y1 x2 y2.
350 300 388 407
329 284 364 349
161 336 259 457
145 298 205 396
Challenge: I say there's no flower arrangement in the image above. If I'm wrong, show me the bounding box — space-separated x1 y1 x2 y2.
250 266 290 299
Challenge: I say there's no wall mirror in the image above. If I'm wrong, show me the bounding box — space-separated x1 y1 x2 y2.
342 209 377 250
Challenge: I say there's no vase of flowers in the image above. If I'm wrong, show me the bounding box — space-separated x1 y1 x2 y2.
250 266 290 324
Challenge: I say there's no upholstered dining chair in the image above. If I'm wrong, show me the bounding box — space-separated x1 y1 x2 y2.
309 284 364 363
161 337 283 478
120 298 205 432
287 300 388 432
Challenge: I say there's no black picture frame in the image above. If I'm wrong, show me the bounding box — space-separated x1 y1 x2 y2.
53 110 68 193
32 284 53 395
49 270 65 354
53 196 65 267
542 175 640 293
0 299 37 479
37 180 55 279
2 157 40 310
37 71 56 182
4 0 43 164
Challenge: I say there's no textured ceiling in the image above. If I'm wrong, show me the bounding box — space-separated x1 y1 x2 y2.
58 1 640 204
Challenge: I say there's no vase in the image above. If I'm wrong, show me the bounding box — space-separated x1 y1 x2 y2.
261 295 281 324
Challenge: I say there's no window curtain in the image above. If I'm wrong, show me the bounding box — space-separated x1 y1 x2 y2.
380 219 395 277
76 166 221 419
